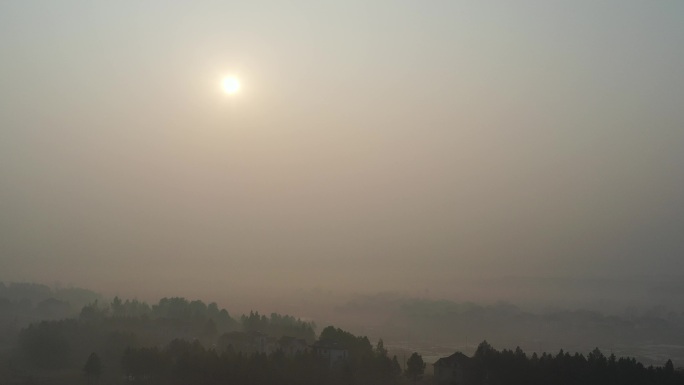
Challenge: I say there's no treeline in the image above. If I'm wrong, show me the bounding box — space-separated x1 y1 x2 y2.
339 295 684 364
79 297 237 331
120 327 402 385
0 282 101 324
318 326 374 357
0 282 101 349
12 296 316 380
464 341 683 385
80 297 315 341
0 282 100 308
242 311 317 339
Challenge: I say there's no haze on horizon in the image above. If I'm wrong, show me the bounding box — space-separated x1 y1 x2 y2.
1 1 683 308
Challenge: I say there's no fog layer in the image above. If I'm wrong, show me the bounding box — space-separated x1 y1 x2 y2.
1 1 683 301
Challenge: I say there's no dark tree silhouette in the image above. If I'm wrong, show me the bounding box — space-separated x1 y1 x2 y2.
375 338 387 357
405 352 425 382
391 355 402 376
83 352 102 384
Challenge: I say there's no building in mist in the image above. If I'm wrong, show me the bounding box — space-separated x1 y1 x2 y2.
311 340 348 367
278 336 308 355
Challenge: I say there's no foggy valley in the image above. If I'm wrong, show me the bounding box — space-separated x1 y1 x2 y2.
2 280 684 383
2 1 684 384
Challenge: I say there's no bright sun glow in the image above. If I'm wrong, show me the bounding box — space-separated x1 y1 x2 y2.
222 76 240 95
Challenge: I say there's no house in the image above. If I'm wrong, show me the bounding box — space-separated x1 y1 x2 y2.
278 336 308 355
433 352 470 385
246 330 277 353
311 340 348 366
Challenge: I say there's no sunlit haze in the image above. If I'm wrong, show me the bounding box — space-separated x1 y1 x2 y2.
1 1 683 312
222 76 240 95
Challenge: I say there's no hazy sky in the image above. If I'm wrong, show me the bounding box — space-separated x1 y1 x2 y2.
1 1 683 303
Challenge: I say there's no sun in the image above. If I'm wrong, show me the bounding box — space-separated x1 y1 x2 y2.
221 76 240 95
